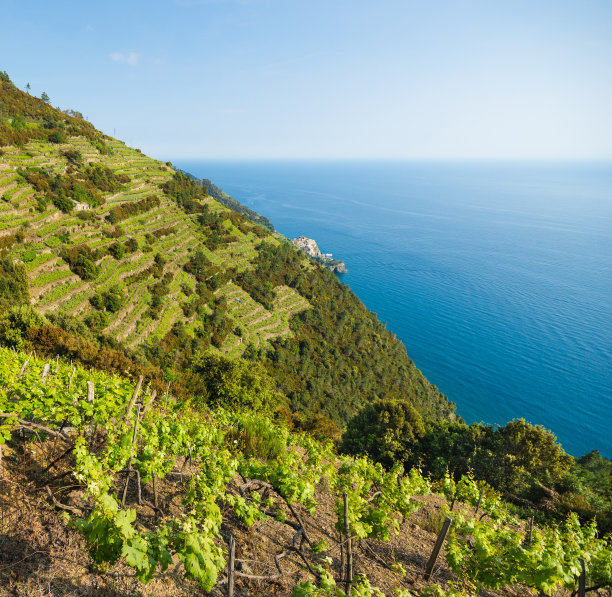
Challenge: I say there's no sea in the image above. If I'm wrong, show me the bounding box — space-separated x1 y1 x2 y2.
174 159 612 458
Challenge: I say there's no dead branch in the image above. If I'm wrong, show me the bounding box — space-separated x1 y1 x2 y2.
45 485 83 516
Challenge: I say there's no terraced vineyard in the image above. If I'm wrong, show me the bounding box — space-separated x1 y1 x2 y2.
0 135 309 351
0 75 455 432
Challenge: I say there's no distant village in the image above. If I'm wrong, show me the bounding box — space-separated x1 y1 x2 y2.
292 236 347 274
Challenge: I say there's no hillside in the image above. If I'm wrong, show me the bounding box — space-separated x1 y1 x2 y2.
1 72 612 597
2 346 611 597
0 71 453 428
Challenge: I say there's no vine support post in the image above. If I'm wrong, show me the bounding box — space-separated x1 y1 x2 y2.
126 375 144 416
228 534 236 597
424 516 452 581
121 404 141 507
343 492 353 594
578 558 586 597
18 356 30 378
87 381 95 437
525 515 534 547
41 363 50 384
339 530 345 587
153 474 158 508
474 489 483 515
86 381 95 403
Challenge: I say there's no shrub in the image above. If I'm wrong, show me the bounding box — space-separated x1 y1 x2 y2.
61 244 99 280
226 413 287 460
0 304 48 350
21 250 36 263
190 352 279 412
48 130 66 143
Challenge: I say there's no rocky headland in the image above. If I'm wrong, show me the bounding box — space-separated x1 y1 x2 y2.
292 236 347 273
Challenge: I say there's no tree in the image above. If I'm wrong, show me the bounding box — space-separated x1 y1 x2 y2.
25 82 31 92
500 418 573 486
41 91 50 103
0 259 30 308
340 398 425 468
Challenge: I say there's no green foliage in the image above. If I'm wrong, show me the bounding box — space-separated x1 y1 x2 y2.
162 171 206 213
0 259 30 309
1 346 611 597
341 398 425 468
107 194 159 224
0 229 25 250
0 77 100 146
62 149 83 166
90 286 125 313
61 244 100 280
226 412 288 460
20 250 37 263
0 304 47 349
84 310 110 332
11 115 26 130
404 419 573 496
236 241 453 425
48 130 66 143
189 352 279 412
186 172 275 231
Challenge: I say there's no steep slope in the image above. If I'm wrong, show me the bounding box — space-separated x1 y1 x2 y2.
0 72 453 426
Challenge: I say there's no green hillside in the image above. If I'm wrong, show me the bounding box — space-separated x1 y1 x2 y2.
0 72 453 429
2 345 611 596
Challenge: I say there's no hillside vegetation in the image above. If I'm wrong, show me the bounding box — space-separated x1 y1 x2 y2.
0 71 452 431
2 71 612 596
1 346 612 596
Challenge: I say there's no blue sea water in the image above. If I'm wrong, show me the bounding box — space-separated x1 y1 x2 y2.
175 159 612 457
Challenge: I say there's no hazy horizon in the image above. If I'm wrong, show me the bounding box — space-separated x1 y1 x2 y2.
2 0 612 161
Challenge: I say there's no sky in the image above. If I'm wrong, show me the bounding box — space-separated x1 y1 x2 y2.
2 0 612 160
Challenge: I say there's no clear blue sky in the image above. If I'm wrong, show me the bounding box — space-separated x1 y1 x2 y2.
2 0 612 160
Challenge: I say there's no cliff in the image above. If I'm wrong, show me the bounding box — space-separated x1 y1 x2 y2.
292 235 348 273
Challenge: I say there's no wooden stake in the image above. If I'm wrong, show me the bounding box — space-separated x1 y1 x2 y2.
339 530 345 587
86 381 95 403
578 558 586 597
343 492 353 594
424 517 452 581
228 534 236 597
153 474 158 508
121 404 141 506
474 489 483 516
126 375 144 416
18 357 30 378
524 515 534 547
41 363 50 383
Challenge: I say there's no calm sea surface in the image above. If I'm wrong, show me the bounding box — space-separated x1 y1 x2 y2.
175 160 612 457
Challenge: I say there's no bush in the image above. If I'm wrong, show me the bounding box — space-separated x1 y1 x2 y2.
90 287 124 313
48 130 66 144
190 352 280 413
226 413 288 460
21 250 36 263
84 311 109 332
61 244 99 280
0 259 30 308
0 304 48 350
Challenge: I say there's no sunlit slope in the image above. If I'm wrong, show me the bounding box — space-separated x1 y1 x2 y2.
0 136 306 353
1 73 453 424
